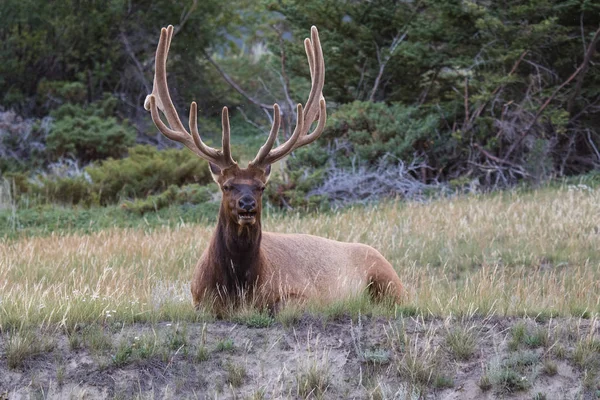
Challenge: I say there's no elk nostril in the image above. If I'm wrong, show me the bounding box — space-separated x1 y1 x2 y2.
238 196 256 212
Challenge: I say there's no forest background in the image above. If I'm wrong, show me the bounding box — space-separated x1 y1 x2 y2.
1 0 600 227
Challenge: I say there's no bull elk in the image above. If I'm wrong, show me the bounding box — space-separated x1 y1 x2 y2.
144 25 403 314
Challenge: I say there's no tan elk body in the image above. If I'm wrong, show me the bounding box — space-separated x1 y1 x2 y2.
145 25 403 313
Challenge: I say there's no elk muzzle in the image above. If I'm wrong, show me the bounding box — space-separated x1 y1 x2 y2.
236 194 257 225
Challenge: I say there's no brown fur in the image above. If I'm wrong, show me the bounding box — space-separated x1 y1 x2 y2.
191 165 404 314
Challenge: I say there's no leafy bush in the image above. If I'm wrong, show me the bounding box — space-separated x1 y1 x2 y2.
37 80 87 106
86 145 212 204
121 183 217 215
5 145 214 207
318 101 440 167
30 175 94 206
46 116 135 163
46 95 135 163
50 93 118 120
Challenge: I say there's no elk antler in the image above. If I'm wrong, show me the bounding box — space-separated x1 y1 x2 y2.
144 25 236 170
144 25 326 171
249 26 327 169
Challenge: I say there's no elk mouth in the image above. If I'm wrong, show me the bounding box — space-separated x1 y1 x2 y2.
237 211 257 224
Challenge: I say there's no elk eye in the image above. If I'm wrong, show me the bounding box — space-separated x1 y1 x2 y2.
223 185 232 192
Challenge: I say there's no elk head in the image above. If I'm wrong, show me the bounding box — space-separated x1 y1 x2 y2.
144 25 326 228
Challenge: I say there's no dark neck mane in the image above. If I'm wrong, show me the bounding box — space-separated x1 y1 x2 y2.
210 205 262 295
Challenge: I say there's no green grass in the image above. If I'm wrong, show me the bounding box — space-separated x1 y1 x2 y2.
231 308 275 328
215 338 235 353
5 329 55 369
483 351 540 394
0 202 220 239
1 184 600 332
445 326 477 360
296 362 330 399
224 361 247 388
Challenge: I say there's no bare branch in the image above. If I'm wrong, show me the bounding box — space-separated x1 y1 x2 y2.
173 0 198 35
203 49 275 110
119 30 151 93
567 25 600 115
503 28 600 162
587 128 600 163
272 24 296 117
369 31 407 102
308 153 441 205
466 51 528 129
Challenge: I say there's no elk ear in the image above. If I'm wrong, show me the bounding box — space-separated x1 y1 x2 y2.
264 164 271 182
209 162 221 183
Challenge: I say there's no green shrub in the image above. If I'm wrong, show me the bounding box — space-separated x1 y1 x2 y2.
8 145 214 207
4 172 95 206
46 116 135 163
32 175 94 206
2 172 30 195
46 94 135 163
86 145 212 204
37 80 87 106
319 101 439 167
121 183 217 215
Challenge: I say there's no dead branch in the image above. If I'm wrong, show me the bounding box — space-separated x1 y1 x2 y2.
202 49 275 110
273 24 296 117
173 0 198 35
567 25 600 115
501 30 599 162
465 51 528 130
119 30 151 93
308 153 441 205
369 31 407 102
464 77 469 127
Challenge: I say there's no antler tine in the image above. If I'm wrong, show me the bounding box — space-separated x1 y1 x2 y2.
302 26 325 129
145 26 186 134
147 95 201 156
250 104 281 166
189 102 220 160
250 104 305 166
221 107 235 166
251 26 326 167
144 25 236 169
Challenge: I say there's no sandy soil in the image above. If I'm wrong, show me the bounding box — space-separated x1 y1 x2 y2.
1 315 599 399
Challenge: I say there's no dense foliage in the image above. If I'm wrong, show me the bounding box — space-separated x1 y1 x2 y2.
86 145 212 204
1 0 599 210
5 145 212 206
275 0 600 183
46 95 136 162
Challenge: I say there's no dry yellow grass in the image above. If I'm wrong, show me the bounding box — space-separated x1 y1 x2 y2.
1 185 599 329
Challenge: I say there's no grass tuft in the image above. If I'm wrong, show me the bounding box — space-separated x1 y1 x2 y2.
215 338 235 353
6 330 54 369
477 374 492 391
542 359 558 376
573 338 600 370
225 361 247 388
296 362 330 399
445 326 477 360
164 324 188 352
232 308 274 328
112 340 133 367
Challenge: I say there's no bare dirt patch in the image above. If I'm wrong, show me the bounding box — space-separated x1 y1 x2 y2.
1 315 599 399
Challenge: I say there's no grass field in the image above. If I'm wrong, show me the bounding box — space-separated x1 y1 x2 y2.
1 183 600 398
1 183 599 329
